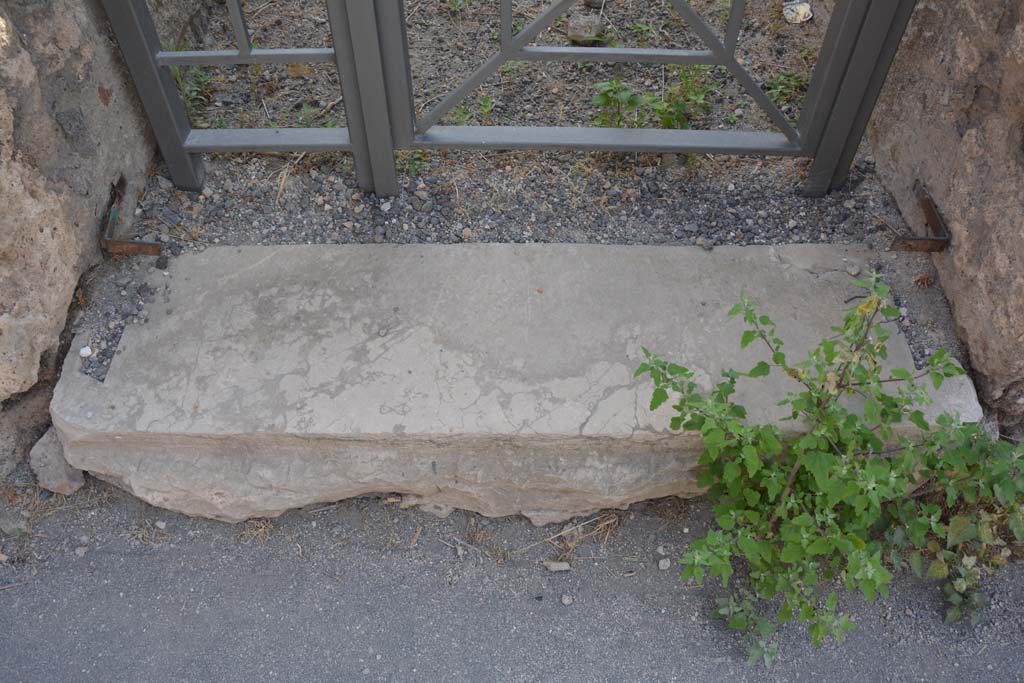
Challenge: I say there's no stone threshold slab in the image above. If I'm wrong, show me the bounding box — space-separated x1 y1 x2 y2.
51 244 982 525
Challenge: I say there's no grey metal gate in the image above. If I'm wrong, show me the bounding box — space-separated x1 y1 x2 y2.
102 0 917 197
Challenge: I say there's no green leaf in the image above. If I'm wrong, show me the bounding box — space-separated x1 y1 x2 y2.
740 330 757 349
748 361 771 378
930 371 945 390
806 538 832 556
1010 508 1024 543
738 535 762 564
802 451 836 490
780 543 804 564
946 515 977 547
926 558 949 579
723 461 742 484
742 445 762 477
761 431 783 455
908 552 923 578
863 397 881 424
909 410 930 431
650 387 669 411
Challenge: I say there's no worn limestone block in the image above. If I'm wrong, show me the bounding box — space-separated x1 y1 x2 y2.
29 427 84 496
50 244 982 525
867 1 1024 423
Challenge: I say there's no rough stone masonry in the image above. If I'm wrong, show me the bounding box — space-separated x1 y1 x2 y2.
0 0 210 476
869 0 1024 425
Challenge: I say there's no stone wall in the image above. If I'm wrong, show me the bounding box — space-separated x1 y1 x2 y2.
868 1 1024 424
0 0 209 476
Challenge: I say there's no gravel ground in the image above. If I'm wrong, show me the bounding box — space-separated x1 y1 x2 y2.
73 147 963 384
1 472 1022 682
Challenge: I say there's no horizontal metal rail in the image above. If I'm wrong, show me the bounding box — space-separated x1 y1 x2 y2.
156 48 335 66
184 128 353 153
414 127 802 155
516 47 721 65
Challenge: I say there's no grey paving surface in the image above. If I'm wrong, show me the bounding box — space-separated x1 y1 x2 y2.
2 478 1022 683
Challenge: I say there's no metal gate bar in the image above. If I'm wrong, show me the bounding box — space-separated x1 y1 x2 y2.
101 0 205 190
803 0 918 195
101 0 919 198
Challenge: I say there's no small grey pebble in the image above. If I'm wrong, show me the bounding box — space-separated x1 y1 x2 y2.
658 558 672 571
561 594 574 606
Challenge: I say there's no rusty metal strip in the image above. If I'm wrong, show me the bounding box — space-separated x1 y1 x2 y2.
890 183 951 253
100 206 162 257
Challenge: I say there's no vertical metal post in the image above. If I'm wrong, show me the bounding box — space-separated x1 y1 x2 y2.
100 0 204 190
375 0 416 149
802 0 918 196
326 0 399 195
326 0 374 191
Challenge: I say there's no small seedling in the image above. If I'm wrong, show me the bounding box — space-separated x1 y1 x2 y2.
450 103 473 126
765 70 809 106
397 149 431 176
631 22 656 46
297 102 320 126
446 0 473 14
478 95 495 124
592 79 644 128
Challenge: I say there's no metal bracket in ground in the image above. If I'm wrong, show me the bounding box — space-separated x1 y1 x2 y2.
99 184 162 257
890 182 951 253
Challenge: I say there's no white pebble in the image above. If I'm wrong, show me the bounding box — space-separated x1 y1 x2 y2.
79 346 93 358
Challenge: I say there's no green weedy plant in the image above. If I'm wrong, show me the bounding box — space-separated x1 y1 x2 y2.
648 65 713 130
594 66 712 131
592 79 644 128
636 274 1024 663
